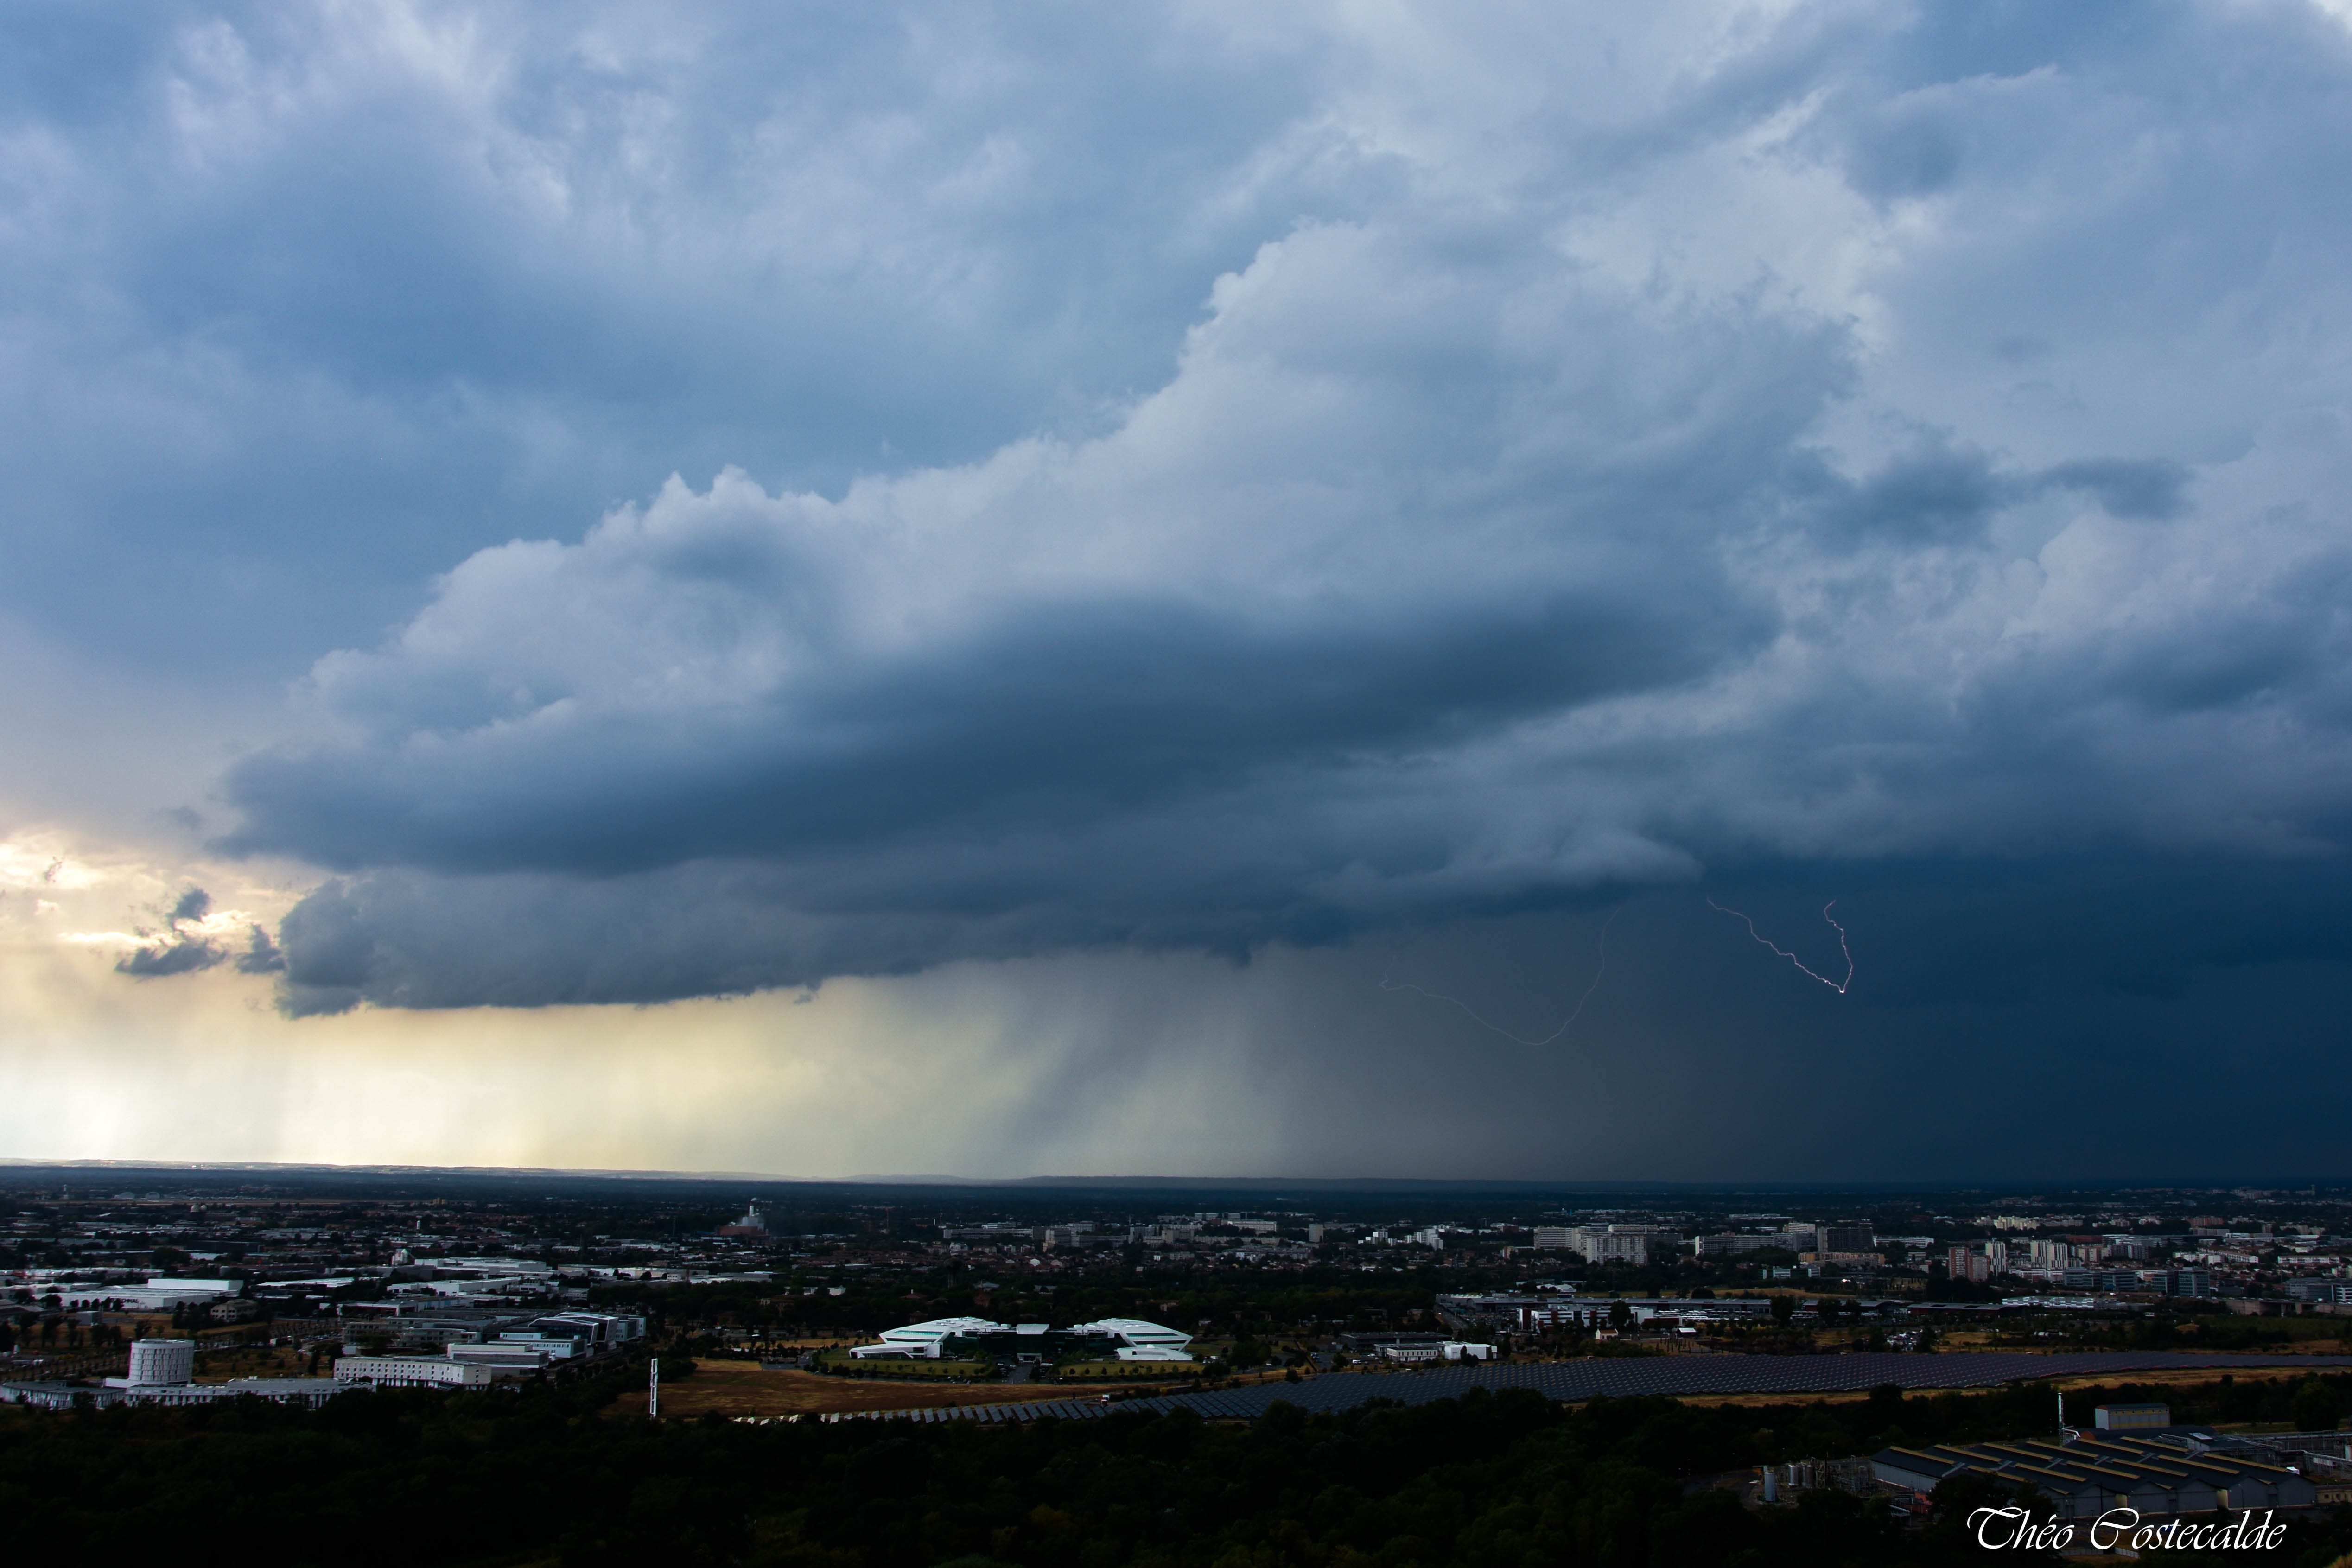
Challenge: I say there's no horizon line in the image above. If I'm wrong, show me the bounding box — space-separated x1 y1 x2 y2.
0 1157 2339 1192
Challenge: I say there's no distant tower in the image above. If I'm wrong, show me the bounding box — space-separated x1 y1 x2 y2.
648 1356 660 1419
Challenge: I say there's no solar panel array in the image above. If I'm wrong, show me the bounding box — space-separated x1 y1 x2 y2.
839 1351 2352 1428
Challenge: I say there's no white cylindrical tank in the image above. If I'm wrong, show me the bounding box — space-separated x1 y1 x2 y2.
127 1339 195 1386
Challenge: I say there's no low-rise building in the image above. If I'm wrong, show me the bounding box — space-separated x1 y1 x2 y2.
1377 1340 1496 1362
6 1336 342 1410
125 1377 341 1409
333 1354 495 1389
446 1343 551 1374
2283 1280 2352 1304
1873 1430 2317 1519
848 1314 1195 1364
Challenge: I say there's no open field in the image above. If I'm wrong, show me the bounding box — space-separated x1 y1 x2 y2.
607 1363 1143 1419
1929 1323 2352 1356
618 1361 1314 1419
190 1345 316 1382
1670 1361 2330 1410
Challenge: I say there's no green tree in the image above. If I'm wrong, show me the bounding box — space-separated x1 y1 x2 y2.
2293 1377 2343 1433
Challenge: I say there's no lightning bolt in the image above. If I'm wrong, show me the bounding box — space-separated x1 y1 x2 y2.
1707 897 1853 994
1381 906 1618 1046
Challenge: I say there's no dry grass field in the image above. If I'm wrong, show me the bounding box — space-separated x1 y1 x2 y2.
604 1363 1139 1420
610 1362 1310 1420
190 1345 316 1382
1672 1361 2329 1411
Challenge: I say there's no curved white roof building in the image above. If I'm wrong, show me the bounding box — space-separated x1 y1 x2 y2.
1067 1318 1193 1359
848 1316 1009 1358
846 1315 1194 1361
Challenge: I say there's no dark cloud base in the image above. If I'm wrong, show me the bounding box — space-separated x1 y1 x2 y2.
267 853 2352 1017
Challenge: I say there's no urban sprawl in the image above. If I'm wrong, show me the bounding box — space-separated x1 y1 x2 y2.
4 1169 2351 1547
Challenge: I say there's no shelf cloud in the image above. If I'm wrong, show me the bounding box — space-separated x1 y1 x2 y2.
4 0 2351 1182
178 0 2352 1011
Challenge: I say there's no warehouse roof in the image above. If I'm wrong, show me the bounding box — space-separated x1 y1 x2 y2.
1872 1431 2316 1519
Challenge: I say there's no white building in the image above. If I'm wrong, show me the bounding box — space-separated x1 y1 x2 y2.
446 1344 551 1374
490 1310 643 1359
333 1355 495 1389
129 1378 341 1408
125 1339 195 1387
53 1277 245 1312
846 1315 1195 1362
849 1316 1010 1358
1376 1341 1497 1363
1068 1319 1194 1359
45 1337 345 1409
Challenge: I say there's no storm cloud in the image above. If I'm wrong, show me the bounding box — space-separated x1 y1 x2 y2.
13 2 2352 1028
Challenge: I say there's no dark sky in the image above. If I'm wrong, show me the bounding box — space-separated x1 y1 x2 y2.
2 0 2349 1177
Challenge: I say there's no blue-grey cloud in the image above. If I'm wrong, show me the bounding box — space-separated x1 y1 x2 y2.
6 2 2351 1022
116 886 228 977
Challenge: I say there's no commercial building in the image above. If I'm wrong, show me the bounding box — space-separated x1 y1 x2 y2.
1549 1225 1680 1266
2283 1280 2352 1304
3 1337 341 1411
446 1343 552 1374
339 1304 540 1352
486 1310 646 1360
124 1378 341 1408
847 1315 1193 1364
2144 1268 2216 1298
850 1315 1015 1358
2097 1403 2173 1431
1376 1340 1496 1363
1693 1232 1796 1257
1071 1318 1194 1358
51 1276 245 1313
332 1354 495 1389
1510 1297 1777 1332
1872 1430 2317 1520
2064 1268 2144 1291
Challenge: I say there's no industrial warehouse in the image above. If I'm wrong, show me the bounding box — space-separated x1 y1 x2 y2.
1870 1404 2349 1520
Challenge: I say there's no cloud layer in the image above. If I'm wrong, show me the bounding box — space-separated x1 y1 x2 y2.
185 1 2352 1011
9 2 2352 1027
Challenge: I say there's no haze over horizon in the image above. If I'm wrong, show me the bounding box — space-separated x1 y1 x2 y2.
5 1 2352 1181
